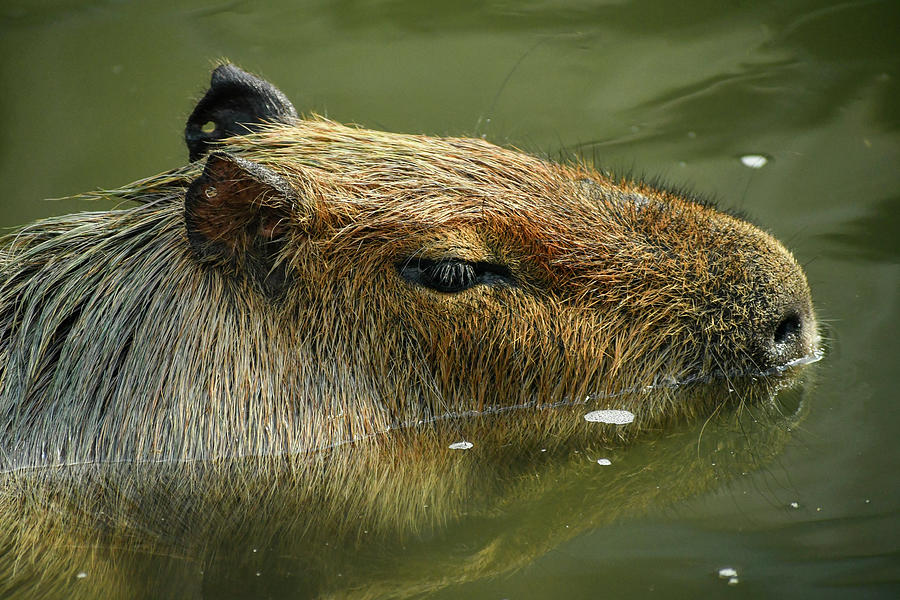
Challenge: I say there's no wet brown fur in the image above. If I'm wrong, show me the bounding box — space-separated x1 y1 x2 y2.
0 115 816 469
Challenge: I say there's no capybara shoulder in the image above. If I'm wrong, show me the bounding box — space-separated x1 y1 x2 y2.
0 65 818 469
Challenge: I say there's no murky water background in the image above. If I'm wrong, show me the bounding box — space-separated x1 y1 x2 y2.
1 0 898 598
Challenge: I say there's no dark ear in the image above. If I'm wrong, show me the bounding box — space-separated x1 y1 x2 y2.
185 64 298 162
185 152 296 295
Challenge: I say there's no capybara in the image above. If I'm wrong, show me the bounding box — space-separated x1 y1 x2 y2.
0 64 818 470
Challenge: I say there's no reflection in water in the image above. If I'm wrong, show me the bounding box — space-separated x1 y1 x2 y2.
821 195 900 264
0 373 812 600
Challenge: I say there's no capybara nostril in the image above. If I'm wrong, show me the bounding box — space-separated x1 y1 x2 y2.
763 307 809 369
773 310 802 347
752 292 816 370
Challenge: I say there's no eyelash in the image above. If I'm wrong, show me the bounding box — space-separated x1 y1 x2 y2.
397 258 514 293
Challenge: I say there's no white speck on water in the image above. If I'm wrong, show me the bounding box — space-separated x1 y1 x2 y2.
256 572 261 577
584 409 635 425
740 154 768 168
541 448 547 452
865 499 871 504
728 577 740 585
76 572 88 579
718 567 738 578
449 441 474 450
790 501 800 509
596 458 612 466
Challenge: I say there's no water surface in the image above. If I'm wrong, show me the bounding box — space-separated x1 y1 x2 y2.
1 1 898 598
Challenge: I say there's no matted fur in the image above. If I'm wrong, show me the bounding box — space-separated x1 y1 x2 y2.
0 117 816 469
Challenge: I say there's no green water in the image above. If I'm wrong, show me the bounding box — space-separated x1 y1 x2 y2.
1 0 898 598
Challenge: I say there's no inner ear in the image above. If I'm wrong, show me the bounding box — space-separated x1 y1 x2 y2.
258 210 289 239
185 152 296 295
185 64 298 162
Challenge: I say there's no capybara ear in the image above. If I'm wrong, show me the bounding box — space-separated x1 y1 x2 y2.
185 152 296 294
185 64 298 162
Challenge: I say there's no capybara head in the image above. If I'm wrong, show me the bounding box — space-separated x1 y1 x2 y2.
0 65 818 468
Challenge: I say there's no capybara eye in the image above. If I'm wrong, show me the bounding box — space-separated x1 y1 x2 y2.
398 258 513 293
